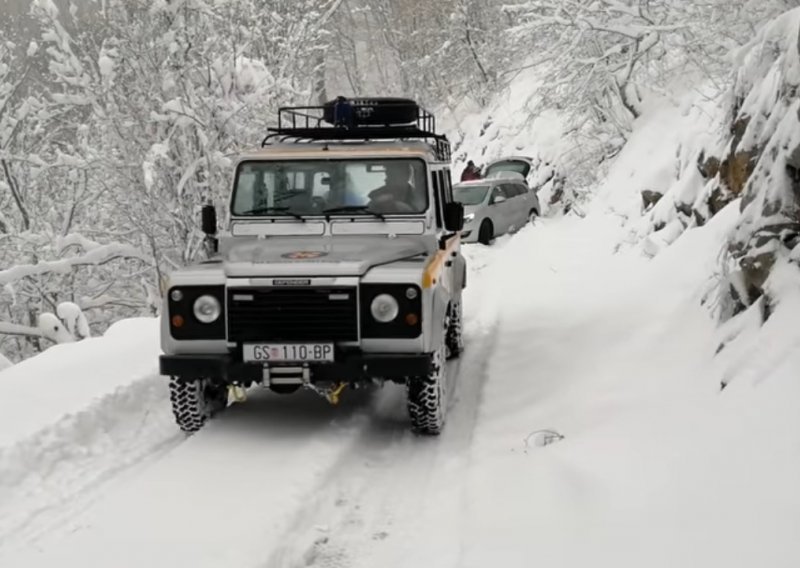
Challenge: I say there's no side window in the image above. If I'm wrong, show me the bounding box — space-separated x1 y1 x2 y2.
490 186 506 204
503 183 521 197
443 169 454 203
432 169 443 228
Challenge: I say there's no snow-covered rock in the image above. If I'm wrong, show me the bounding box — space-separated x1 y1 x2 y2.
596 8 800 320
0 352 12 371
725 9 800 311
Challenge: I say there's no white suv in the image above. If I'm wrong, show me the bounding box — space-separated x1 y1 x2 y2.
159 98 466 436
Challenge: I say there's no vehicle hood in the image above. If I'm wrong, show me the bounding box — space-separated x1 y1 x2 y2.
223 236 429 277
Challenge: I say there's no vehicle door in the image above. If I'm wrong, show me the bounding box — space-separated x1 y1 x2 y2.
488 184 512 234
435 168 464 294
509 182 533 227
499 183 523 231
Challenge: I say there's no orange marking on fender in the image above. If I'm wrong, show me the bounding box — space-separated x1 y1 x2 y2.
422 234 460 289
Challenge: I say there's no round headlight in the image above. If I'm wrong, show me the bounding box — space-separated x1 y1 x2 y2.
193 295 221 324
370 294 399 323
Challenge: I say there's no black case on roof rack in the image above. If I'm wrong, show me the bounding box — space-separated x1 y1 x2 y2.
262 97 452 162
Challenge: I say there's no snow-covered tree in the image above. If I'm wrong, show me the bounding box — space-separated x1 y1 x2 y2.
1 0 339 361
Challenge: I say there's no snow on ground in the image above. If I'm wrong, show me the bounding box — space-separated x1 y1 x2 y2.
1 206 799 566
0 318 175 549
591 88 722 254
458 208 800 568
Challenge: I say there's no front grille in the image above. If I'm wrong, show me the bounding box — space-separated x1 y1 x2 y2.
227 287 358 342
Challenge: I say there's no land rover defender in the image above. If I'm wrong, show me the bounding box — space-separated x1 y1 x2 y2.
159 97 466 435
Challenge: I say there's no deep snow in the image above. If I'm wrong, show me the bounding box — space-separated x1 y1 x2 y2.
1 199 799 567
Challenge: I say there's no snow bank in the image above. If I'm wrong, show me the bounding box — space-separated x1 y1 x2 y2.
596 8 800 318
440 68 570 213
0 318 161 446
592 91 722 250
0 318 173 546
457 212 800 568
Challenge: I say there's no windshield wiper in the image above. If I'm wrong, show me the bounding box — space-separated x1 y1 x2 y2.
239 206 305 221
322 205 385 221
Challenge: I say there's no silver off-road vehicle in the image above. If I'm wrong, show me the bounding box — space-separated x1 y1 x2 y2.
159 98 466 435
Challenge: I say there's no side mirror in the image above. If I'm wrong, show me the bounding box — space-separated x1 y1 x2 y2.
201 204 217 236
492 195 507 205
444 202 464 232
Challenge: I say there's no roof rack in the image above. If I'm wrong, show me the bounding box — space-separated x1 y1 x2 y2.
261 97 452 162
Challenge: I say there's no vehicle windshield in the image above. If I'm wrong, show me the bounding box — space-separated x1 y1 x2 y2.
453 184 489 206
231 159 428 217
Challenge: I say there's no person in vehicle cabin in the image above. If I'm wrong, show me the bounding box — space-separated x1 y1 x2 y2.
368 162 418 212
460 160 481 181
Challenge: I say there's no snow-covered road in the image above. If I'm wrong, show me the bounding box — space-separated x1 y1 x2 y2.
2 210 800 568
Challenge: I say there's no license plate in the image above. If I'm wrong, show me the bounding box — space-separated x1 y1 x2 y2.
243 343 334 363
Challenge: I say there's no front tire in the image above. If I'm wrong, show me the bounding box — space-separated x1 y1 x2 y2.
407 345 447 435
478 220 493 245
168 378 228 434
446 300 464 359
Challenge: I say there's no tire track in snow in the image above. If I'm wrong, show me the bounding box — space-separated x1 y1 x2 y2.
261 325 497 568
0 373 182 553
0 245 503 567
0 385 395 568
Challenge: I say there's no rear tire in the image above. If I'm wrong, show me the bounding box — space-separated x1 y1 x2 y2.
446 300 464 359
407 345 447 435
478 220 493 245
169 378 228 434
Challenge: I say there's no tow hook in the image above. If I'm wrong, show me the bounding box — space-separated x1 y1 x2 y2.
305 382 348 405
228 384 247 403
327 382 347 405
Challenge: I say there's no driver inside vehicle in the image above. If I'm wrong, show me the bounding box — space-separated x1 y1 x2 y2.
367 162 419 213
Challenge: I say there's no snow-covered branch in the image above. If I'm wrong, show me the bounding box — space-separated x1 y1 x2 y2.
0 243 150 286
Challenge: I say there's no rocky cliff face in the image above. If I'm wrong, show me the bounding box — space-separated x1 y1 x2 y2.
720 10 800 317
619 9 800 323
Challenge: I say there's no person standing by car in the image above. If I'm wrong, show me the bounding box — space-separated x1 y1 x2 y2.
460 160 481 181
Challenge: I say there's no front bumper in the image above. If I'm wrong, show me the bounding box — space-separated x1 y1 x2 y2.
461 223 477 242
160 351 434 384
